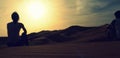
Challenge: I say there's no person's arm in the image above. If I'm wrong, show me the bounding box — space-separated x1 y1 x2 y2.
21 23 27 34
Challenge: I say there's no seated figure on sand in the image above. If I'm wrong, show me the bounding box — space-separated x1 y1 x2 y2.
114 10 120 40
107 10 120 40
7 12 27 47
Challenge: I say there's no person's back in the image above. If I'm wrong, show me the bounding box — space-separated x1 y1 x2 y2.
107 20 116 40
7 12 27 47
7 22 24 45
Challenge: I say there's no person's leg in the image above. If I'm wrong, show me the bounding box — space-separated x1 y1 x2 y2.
7 42 17 47
24 39 29 46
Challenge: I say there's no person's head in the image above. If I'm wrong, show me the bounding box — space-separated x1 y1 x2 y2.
11 12 19 23
114 10 120 19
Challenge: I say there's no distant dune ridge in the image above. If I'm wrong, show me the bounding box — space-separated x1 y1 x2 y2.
1 24 120 58
27 24 108 45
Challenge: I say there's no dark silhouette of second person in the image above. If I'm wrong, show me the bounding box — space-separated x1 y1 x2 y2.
7 12 27 47
115 10 120 40
107 10 120 40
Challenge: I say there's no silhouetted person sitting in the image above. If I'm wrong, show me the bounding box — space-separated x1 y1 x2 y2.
114 10 120 40
107 10 120 40
7 12 27 47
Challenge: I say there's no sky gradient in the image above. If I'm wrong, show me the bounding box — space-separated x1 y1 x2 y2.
0 0 120 36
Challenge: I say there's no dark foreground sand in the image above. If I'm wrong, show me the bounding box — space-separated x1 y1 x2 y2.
0 41 120 58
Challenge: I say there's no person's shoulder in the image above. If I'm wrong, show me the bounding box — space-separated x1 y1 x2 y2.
7 22 13 25
111 20 116 23
18 22 24 26
18 22 23 25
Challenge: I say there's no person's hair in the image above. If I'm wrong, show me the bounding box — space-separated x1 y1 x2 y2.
11 12 19 22
114 10 120 18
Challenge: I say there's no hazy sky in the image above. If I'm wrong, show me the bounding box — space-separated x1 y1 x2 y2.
0 0 120 36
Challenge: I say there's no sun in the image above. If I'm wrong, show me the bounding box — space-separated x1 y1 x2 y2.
26 1 47 19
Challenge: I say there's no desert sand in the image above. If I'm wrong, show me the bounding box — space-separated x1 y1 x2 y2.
0 41 120 58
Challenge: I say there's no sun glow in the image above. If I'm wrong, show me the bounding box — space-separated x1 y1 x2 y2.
26 1 48 19
15 0 65 34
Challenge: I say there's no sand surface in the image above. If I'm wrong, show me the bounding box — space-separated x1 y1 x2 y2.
0 41 120 58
